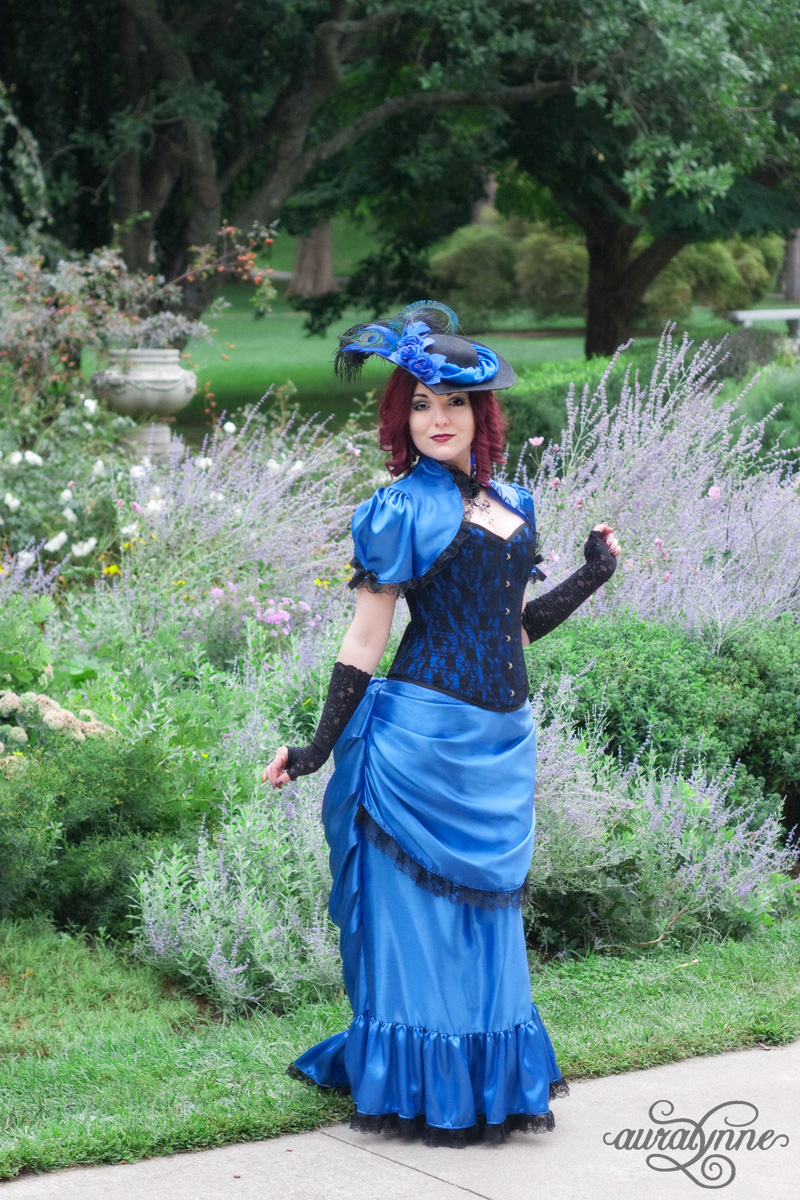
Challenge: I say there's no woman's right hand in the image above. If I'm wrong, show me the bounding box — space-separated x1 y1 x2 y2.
263 746 292 788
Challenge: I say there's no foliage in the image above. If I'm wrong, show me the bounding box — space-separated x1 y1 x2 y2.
0 393 133 563
0 736 195 937
527 684 799 954
0 594 54 692
736 361 800 451
134 777 340 1016
428 219 518 327
0 79 48 246
528 614 800 831
640 235 786 324
515 224 589 318
712 328 786 382
0 246 209 411
513 331 800 645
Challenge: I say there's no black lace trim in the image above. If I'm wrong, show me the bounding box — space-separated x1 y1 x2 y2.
286 1062 568 1145
349 1108 556 1146
347 521 472 596
355 805 530 910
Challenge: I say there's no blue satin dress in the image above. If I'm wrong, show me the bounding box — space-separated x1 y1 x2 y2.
290 457 567 1144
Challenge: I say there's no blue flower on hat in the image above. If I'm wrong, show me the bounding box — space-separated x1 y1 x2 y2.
389 321 446 383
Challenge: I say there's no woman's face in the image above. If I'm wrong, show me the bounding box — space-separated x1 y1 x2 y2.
408 382 475 473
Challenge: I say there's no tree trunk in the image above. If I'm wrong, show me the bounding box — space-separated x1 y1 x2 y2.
581 218 687 358
286 221 339 297
784 229 800 301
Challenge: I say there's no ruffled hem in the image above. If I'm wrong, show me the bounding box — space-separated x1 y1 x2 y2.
288 1007 567 1137
349 1108 558 1147
348 521 472 596
355 805 530 910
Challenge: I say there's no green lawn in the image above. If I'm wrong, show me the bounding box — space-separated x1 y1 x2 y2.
2 916 798 1179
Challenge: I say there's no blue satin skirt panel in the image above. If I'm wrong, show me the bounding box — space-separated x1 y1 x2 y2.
294 678 564 1128
363 679 536 895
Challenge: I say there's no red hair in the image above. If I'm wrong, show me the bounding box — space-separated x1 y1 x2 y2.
377 366 507 486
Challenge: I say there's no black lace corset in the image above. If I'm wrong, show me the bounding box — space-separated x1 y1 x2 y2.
387 520 536 711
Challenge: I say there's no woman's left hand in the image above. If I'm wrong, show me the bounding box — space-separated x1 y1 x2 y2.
590 522 621 558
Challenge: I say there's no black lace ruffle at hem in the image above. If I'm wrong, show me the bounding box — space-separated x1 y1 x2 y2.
286 1063 568 1147
355 805 530 910
350 1109 556 1147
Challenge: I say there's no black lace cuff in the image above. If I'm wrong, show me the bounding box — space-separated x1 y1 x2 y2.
356 806 529 910
285 662 371 779
522 530 616 643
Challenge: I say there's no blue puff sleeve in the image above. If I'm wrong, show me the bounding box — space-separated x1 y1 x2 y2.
348 488 416 592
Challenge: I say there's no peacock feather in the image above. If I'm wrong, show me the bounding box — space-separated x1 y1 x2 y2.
333 301 461 381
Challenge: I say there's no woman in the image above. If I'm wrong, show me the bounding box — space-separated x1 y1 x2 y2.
264 302 620 1145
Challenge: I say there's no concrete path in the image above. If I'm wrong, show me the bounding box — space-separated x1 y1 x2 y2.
3 1041 798 1200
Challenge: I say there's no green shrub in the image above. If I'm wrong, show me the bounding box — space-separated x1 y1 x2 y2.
515 225 588 317
0 774 60 916
0 595 54 692
712 327 784 381
502 342 661 455
528 614 800 831
428 221 518 327
0 736 194 937
640 234 785 325
736 361 800 449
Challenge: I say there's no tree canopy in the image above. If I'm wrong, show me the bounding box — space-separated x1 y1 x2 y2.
2 0 799 347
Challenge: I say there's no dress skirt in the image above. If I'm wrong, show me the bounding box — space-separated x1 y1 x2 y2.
291 678 566 1140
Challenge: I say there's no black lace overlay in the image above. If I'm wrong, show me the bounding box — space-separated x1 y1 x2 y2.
285 662 371 779
522 530 617 644
286 1062 568 1146
387 521 536 711
356 806 529 910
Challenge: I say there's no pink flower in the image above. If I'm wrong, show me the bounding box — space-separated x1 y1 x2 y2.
131 501 142 513
210 587 225 601
548 477 561 489
117 499 125 507
708 485 721 499
664 571 671 582
654 537 664 548
549 550 560 562
573 497 584 509
528 436 544 447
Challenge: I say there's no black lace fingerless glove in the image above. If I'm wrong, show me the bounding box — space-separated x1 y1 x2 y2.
284 661 371 779
521 530 617 645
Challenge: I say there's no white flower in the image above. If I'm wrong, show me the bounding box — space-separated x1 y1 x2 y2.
62 506 78 523
145 498 163 514
59 488 73 503
83 397 98 415
71 537 97 559
289 460 304 474
7 451 22 466
129 463 148 480
266 458 280 473
149 485 162 500
120 524 139 537
4 492 21 512
195 456 213 471
43 531 69 553
91 458 105 478
6 726 28 745
83 422 95 433
209 491 225 503
16 551 36 571
222 420 237 435
23 450 43 466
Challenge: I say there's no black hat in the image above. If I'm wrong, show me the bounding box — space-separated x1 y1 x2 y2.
334 301 516 393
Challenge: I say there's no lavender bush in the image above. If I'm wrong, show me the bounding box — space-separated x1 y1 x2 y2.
515 330 800 648
134 772 340 1015
527 682 799 953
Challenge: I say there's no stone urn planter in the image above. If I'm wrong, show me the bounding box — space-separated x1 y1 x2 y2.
91 348 197 461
